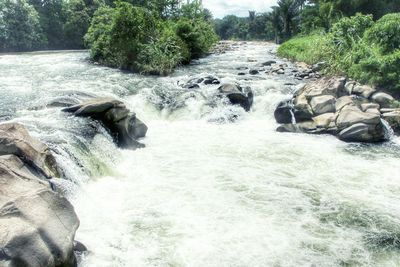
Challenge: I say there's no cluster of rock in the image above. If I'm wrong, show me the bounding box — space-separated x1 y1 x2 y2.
0 123 80 266
181 75 254 112
210 41 246 55
274 77 398 142
62 98 148 149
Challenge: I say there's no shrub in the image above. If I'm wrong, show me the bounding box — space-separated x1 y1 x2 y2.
277 33 328 65
366 13 400 54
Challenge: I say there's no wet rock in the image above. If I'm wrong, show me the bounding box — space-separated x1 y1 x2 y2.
274 101 294 124
218 84 253 112
336 105 381 129
0 123 61 178
371 92 394 108
183 75 220 88
310 95 336 115
73 241 88 253
236 66 249 70
203 75 221 85
276 69 285 75
238 72 246 76
0 126 79 267
382 110 400 133
249 69 259 75
62 98 147 149
262 60 276 66
338 123 384 142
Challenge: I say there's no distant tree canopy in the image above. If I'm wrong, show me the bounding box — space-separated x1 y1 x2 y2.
0 0 215 52
213 0 400 43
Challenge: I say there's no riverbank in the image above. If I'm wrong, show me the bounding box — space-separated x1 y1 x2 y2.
1 42 400 266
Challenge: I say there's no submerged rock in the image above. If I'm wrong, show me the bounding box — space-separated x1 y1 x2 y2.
0 123 79 267
218 83 253 112
63 98 147 149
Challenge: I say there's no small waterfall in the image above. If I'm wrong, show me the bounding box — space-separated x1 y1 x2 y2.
381 118 395 140
289 100 297 125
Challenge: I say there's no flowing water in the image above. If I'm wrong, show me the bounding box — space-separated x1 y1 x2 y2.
1 43 400 267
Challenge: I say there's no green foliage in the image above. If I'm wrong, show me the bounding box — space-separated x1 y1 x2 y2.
366 13 400 54
0 0 45 52
85 1 217 74
279 13 400 92
277 34 328 64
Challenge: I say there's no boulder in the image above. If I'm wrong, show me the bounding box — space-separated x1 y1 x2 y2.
62 98 147 149
371 92 394 108
298 77 346 99
344 81 356 95
276 121 332 134
218 84 253 112
262 60 276 66
361 103 380 112
249 69 259 75
382 110 400 133
336 105 381 129
312 113 337 128
335 96 354 111
0 123 61 179
338 123 385 142
274 100 294 124
0 126 79 267
352 85 376 98
310 95 336 115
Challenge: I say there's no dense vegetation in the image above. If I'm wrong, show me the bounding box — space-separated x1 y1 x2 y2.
84 0 218 74
275 0 400 93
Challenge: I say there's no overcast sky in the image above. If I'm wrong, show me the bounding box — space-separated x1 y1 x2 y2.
202 0 278 18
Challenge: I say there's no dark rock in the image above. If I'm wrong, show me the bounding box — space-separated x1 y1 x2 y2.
249 69 259 75
262 60 276 66
203 75 220 85
238 72 246 76
274 100 294 124
62 98 147 149
338 123 385 142
218 84 253 112
73 241 88 253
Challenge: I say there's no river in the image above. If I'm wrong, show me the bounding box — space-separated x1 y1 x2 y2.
1 42 400 267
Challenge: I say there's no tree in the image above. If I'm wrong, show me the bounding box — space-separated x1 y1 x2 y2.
0 0 45 51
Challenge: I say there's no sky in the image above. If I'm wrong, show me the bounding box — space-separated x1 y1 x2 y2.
202 0 278 19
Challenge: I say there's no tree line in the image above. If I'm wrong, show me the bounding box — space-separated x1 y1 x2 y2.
214 0 400 43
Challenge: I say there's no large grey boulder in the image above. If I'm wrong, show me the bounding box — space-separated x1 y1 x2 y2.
0 123 80 267
352 84 376 98
338 123 384 142
0 123 61 179
63 98 147 149
297 76 346 99
336 105 381 129
218 84 253 112
310 95 336 115
371 92 394 108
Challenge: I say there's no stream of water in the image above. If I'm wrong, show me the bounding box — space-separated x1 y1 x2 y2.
1 43 400 267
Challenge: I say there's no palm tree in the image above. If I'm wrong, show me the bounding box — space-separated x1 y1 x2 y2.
277 0 302 39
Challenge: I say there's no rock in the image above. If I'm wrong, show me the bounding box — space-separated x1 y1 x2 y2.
0 123 61 178
310 95 336 115
62 98 147 149
276 121 317 133
336 105 381 129
361 103 380 112
365 108 381 116
344 81 356 95
0 152 79 266
293 94 314 121
262 60 276 66
338 123 384 142
382 111 400 133
238 72 246 76
249 69 259 75
352 85 376 98
299 77 346 99
203 75 220 85
335 96 354 111
236 66 249 70
276 69 285 75
218 84 253 112
312 62 326 72
73 241 88 253
371 92 394 108
274 100 294 124
312 113 337 128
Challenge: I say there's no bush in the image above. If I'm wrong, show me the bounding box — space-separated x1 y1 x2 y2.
85 1 217 75
366 13 400 54
277 33 328 65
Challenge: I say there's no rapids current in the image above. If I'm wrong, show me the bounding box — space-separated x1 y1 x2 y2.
1 43 400 267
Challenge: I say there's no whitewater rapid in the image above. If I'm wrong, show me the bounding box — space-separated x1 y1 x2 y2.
1 43 400 267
